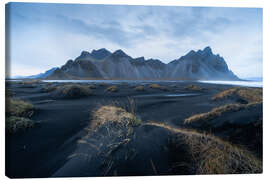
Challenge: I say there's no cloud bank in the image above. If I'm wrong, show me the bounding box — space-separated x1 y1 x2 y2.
6 3 262 78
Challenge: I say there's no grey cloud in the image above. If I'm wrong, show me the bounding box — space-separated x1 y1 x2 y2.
7 3 262 78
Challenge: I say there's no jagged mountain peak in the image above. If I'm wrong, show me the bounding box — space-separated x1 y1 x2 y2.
203 46 212 54
130 57 146 66
75 51 92 61
146 58 163 63
112 49 129 57
184 46 213 58
76 48 111 61
80 50 91 57
181 46 215 60
91 48 109 53
134 56 145 61
66 59 73 64
90 48 112 60
186 50 196 56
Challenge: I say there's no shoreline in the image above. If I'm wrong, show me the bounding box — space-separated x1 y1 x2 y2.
5 79 263 88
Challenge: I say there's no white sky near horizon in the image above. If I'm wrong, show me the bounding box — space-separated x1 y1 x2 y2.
6 3 262 79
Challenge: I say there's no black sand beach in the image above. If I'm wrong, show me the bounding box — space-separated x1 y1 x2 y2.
5 80 262 178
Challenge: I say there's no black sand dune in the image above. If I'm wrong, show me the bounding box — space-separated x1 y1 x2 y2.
184 103 262 155
5 81 262 178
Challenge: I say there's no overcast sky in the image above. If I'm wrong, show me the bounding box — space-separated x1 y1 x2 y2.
6 2 262 78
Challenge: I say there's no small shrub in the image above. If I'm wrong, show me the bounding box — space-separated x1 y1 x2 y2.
6 116 34 133
135 85 144 91
148 84 159 89
148 84 168 91
107 85 118 92
6 98 34 117
20 79 42 85
55 84 92 98
99 82 106 86
91 105 141 130
89 84 96 89
42 85 58 92
185 85 202 91
6 89 14 97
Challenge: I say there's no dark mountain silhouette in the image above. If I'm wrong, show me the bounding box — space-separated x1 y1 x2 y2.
45 47 239 80
75 48 112 61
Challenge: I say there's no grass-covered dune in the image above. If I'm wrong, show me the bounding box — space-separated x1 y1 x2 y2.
184 103 262 152
134 85 144 91
50 84 93 99
184 84 203 91
53 105 261 177
41 83 59 92
183 87 263 157
148 84 169 91
19 80 43 88
6 116 35 134
212 87 262 104
184 103 260 124
6 98 35 133
106 85 118 92
6 98 34 117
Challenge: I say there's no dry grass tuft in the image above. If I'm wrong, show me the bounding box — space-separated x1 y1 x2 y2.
6 98 34 117
181 130 261 174
6 98 35 133
184 104 246 124
55 84 92 98
42 84 58 92
91 105 141 130
212 87 262 103
213 88 238 100
148 84 159 89
88 84 96 89
148 84 168 91
75 100 141 171
237 88 262 103
6 116 34 133
185 85 203 91
6 89 15 97
146 122 262 174
107 85 118 92
135 85 144 91
20 79 42 85
99 82 106 86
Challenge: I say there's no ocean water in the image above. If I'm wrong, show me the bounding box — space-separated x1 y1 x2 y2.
7 79 262 87
133 93 199 98
199 80 262 87
43 79 262 87
42 79 183 85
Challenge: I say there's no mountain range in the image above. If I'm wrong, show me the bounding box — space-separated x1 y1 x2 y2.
29 47 239 80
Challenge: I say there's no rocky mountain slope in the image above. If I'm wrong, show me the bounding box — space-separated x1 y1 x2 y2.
46 47 239 80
